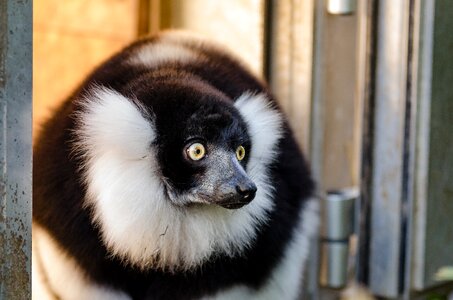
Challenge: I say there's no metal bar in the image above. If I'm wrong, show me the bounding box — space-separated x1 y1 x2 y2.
411 0 434 290
0 1 5 88
368 0 411 297
355 0 378 286
403 0 429 297
310 0 326 187
0 0 32 298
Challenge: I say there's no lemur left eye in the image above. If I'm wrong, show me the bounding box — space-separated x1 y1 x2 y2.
236 145 246 161
186 143 206 161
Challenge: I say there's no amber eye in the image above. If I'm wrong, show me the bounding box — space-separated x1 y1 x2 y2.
236 145 246 161
186 143 206 161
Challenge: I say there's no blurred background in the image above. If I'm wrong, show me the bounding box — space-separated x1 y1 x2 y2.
1 0 449 299
33 0 266 135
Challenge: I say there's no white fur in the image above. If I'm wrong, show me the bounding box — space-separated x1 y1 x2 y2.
129 39 198 67
129 31 255 78
234 93 284 173
129 31 210 68
205 198 319 300
74 88 283 272
32 234 55 300
33 224 131 300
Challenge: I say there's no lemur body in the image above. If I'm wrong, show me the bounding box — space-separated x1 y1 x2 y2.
33 32 317 300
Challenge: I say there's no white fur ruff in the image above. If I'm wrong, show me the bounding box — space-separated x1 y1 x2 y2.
205 198 319 300
33 225 131 300
33 198 318 300
74 87 283 272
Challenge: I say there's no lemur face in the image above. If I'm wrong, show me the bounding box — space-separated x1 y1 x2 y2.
131 80 257 209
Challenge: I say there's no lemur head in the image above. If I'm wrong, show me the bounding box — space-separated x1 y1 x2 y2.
74 68 283 272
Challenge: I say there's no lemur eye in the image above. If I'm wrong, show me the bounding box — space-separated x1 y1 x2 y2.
186 143 206 161
236 145 246 161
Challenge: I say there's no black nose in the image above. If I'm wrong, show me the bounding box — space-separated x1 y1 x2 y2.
236 183 257 202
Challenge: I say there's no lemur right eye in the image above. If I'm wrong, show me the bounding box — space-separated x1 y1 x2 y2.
186 143 206 161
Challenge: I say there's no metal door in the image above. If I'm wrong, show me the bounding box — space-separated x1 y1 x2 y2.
305 0 453 298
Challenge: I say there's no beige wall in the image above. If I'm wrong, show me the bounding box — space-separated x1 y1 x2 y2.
170 0 264 77
33 0 139 135
269 0 314 155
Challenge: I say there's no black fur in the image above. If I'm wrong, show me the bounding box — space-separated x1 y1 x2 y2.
33 33 314 299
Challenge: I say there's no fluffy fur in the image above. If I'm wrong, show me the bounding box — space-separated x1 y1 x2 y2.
75 88 280 271
33 31 316 299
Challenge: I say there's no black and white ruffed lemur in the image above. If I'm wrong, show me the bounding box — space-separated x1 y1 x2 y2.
33 31 318 300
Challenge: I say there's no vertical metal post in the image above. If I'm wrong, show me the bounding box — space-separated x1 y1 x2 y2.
305 1 326 299
355 0 378 288
366 0 411 297
0 0 32 299
410 0 435 291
